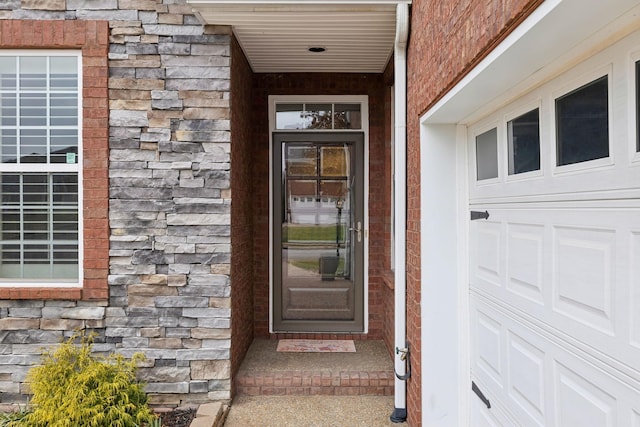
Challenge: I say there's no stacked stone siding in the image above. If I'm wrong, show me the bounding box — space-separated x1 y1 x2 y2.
0 0 233 407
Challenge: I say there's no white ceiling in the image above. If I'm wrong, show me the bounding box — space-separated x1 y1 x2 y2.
188 1 410 73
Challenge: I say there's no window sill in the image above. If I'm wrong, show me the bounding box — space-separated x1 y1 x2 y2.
0 287 82 300
0 286 107 300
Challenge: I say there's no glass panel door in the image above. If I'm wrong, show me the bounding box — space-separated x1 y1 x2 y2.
273 133 364 332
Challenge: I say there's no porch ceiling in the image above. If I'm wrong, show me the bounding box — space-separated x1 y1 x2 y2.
187 0 411 73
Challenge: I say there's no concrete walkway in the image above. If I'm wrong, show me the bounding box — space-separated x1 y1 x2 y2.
223 395 403 426
222 339 405 426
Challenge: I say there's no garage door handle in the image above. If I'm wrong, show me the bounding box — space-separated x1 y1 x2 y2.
470 210 490 220
472 381 491 409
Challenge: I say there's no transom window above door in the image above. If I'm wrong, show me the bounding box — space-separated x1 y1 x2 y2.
275 103 362 130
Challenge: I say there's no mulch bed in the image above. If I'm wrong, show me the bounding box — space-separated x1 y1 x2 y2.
156 407 197 427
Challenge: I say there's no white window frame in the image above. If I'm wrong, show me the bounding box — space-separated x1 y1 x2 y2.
469 119 501 187
0 50 83 288
551 64 614 176
504 98 544 183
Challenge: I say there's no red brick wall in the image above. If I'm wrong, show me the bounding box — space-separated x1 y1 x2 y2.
251 73 388 340
0 20 109 300
405 1 543 424
230 35 255 391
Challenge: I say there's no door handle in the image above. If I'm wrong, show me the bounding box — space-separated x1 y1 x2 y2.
349 221 362 242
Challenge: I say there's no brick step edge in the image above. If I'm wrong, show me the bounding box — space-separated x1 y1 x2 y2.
236 370 394 396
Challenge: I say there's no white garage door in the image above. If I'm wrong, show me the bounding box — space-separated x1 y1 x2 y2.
468 30 640 426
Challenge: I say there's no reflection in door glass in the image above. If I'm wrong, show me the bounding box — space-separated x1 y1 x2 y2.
275 103 362 130
280 142 356 323
286 145 317 176
320 146 348 176
334 104 362 129
304 104 332 129
286 180 317 225
276 104 305 129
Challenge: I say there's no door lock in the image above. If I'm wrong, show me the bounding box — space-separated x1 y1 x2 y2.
349 221 362 242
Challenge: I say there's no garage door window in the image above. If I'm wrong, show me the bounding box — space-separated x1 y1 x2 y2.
476 127 498 180
508 108 540 175
556 76 609 166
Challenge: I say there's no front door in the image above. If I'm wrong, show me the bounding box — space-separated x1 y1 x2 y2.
273 132 365 332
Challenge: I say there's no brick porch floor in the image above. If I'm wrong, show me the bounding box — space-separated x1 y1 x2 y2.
235 339 394 396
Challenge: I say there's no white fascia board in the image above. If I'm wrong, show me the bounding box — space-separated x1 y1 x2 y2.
188 1 409 15
422 0 640 126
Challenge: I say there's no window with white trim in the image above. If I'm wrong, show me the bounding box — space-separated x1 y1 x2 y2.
555 75 609 166
0 53 81 284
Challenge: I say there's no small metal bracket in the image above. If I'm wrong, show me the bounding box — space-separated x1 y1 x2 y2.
470 210 490 221
394 342 411 381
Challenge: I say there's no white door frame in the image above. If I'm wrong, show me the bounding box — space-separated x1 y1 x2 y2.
267 95 370 333
419 124 470 427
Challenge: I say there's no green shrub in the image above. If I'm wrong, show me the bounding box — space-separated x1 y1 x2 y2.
9 331 157 427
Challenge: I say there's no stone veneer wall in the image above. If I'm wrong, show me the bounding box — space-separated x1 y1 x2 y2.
0 0 233 407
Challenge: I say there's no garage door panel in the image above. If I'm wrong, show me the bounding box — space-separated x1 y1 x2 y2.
473 307 505 390
471 296 640 427
631 232 640 349
507 223 545 305
472 298 552 426
474 220 503 288
555 361 617 427
471 207 639 371
507 332 546 426
552 225 616 335
471 394 504 427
